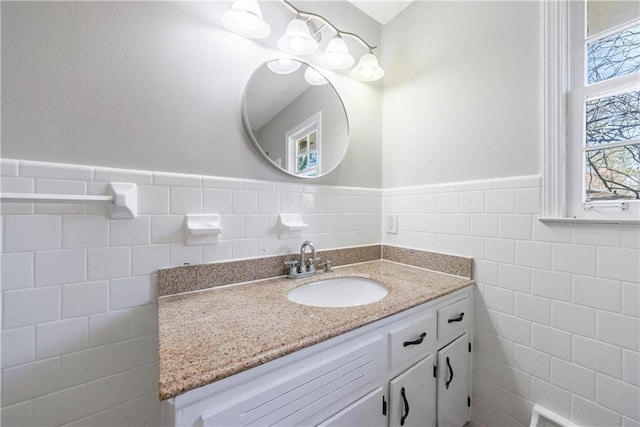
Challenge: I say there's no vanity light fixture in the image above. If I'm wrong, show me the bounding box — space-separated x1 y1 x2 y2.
267 58 302 74
221 0 271 39
277 16 319 55
350 50 385 82
304 67 328 86
319 35 354 70
221 0 384 82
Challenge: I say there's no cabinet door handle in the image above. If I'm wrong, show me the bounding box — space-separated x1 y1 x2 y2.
448 312 465 323
400 386 410 426
445 356 454 389
403 332 427 347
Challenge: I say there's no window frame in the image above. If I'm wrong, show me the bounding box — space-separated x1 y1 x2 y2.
542 0 640 224
285 111 321 177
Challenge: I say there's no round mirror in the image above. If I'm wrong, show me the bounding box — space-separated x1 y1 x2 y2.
242 59 349 178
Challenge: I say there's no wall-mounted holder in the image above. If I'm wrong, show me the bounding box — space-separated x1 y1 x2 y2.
278 213 309 239
109 183 138 219
0 182 137 219
185 214 223 245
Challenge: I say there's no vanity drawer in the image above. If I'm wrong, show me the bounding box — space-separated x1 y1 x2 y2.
389 313 436 369
437 297 469 341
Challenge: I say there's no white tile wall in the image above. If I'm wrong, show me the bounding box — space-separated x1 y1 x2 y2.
1 159 383 426
572 394 622 427
531 268 571 301
4 216 62 252
623 350 640 387
531 324 571 360
572 335 622 379
61 281 109 319
36 318 88 359
515 293 550 325
137 185 169 214
597 247 640 283
597 374 640 420
551 301 596 337
515 344 550 381
1 252 34 290
35 249 86 287
62 216 109 249
516 241 552 269
530 377 572 420
3 287 60 329
553 243 597 276
170 187 202 214
3 163 638 426
383 175 640 426
1 326 35 368
550 357 596 400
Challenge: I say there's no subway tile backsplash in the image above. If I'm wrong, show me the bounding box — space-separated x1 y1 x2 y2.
2 160 639 427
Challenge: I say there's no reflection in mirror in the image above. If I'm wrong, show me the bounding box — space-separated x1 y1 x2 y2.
242 59 349 178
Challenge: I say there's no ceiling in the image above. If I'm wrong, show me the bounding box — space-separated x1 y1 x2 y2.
346 0 415 25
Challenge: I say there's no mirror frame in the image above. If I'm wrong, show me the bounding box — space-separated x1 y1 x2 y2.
241 59 350 179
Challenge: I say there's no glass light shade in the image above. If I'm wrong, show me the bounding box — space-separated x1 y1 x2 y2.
267 58 303 75
222 0 271 39
350 52 384 82
319 36 354 70
304 67 328 86
277 18 318 55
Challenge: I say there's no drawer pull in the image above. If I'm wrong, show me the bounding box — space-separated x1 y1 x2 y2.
447 312 465 323
445 356 454 389
400 386 410 426
403 332 427 347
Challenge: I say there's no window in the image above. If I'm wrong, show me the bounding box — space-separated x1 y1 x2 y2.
286 112 321 177
543 0 640 223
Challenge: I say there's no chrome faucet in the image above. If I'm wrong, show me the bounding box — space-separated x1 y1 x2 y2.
299 240 317 272
285 241 331 279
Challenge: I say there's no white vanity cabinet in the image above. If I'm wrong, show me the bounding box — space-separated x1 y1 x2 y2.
161 287 472 427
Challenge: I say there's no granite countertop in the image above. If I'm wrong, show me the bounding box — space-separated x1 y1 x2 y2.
158 260 474 400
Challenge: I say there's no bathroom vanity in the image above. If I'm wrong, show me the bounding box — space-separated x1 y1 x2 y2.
158 260 474 427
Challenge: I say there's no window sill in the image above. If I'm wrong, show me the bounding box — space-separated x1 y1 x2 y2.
539 217 640 225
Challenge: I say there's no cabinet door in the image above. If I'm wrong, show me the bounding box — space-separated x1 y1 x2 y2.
389 355 436 427
437 334 469 427
318 387 386 427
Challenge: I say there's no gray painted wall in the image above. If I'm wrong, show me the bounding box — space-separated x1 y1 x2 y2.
1 1 383 188
380 1 543 188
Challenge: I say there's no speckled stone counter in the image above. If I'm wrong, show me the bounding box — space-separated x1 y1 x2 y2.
158 260 474 400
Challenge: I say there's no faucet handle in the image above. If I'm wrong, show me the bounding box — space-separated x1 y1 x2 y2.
284 259 299 277
285 260 299 270
316 260 333 272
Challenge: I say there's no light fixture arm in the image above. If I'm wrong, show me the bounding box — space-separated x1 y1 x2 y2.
280 0 377 51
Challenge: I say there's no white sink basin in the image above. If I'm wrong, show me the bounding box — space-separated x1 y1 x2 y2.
287 277 388 308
